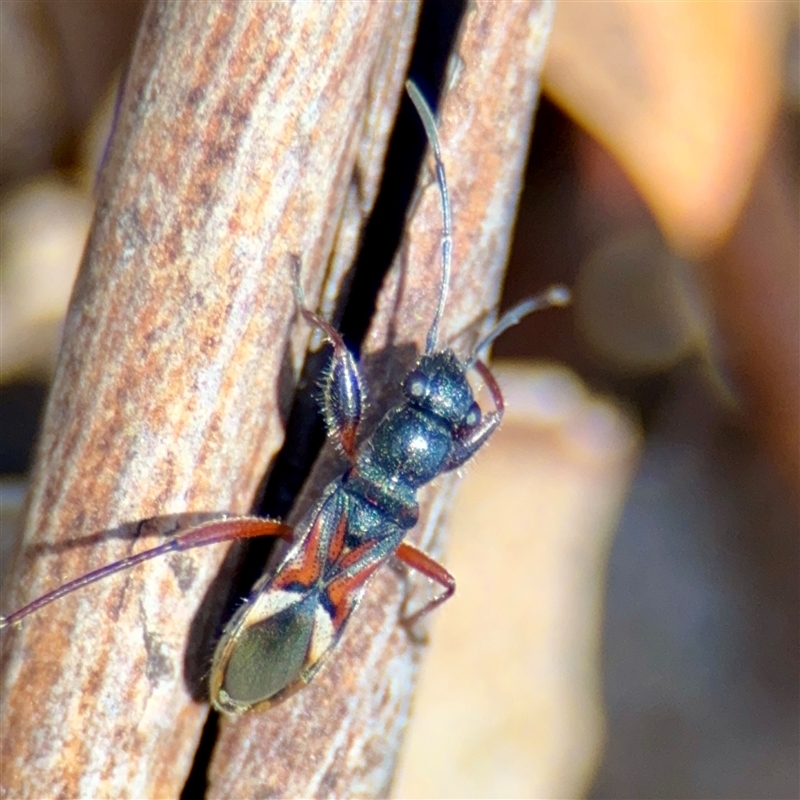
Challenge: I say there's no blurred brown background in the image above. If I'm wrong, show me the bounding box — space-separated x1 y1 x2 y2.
1 2 797 798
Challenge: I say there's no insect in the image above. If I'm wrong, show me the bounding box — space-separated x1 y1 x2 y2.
1 81 569 714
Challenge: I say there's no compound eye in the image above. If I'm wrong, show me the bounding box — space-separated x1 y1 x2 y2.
404 370 427 400
464 401 481 428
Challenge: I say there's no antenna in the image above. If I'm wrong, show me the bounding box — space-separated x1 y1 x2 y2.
406 80 451 355
467 285 571 366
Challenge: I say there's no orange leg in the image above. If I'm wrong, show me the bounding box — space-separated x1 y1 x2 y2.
395 541 456 627
1 517 293 628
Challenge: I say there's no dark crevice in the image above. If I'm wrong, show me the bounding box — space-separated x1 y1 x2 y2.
180 2 466 797
181 710 219 800
0 381 49 474
335 0 464 350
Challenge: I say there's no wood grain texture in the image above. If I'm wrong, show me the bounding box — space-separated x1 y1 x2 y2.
206 2 556 798
0 2 418 798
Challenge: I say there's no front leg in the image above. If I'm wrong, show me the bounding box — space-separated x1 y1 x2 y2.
442 358 504 471
292 257 365 458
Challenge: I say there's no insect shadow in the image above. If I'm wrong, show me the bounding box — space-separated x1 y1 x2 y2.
182 331 421 702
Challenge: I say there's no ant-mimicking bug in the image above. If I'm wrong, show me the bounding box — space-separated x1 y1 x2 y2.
0 81 569 714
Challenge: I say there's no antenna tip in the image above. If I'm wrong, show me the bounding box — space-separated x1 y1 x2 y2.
546 285 571 307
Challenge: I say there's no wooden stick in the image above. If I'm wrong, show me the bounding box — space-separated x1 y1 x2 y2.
0 3 415 797
207 2 556 797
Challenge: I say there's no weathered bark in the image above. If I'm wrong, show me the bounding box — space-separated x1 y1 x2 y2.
1 2 419 797
1 1 555 797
